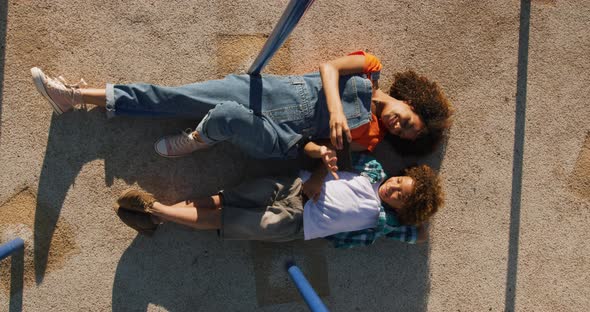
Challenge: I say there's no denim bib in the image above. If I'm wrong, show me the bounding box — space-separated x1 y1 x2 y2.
254 72 372 150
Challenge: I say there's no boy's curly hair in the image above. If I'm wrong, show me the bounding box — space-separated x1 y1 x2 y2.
388 71 454 155
397 165 444 225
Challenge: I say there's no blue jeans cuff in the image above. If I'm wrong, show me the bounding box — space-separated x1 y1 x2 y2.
105 83 116 119
194 113 218 145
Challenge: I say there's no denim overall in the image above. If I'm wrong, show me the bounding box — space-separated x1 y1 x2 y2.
106 72 373 159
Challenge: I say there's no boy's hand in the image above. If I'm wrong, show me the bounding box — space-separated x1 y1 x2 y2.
329 111 352 150
320 145 339 179
302 177 323 202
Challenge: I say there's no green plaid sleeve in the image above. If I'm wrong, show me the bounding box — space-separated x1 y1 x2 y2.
324 208 418 248
351 153 386 184
382 213 418 244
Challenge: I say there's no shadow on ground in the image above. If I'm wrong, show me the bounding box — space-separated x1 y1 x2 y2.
3 247 24 312
110 231 430 311
505 1 531 311
0 0 8 141
34 107 441 310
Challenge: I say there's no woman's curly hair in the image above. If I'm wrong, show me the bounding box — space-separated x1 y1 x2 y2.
387 71 454 155
397 165 444 225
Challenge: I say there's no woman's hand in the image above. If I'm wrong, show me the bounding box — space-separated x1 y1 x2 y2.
320 55 364 150
320 145 339 179
329 111 352 150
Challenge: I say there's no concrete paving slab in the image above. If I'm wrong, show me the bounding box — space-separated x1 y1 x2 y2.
0 0 589 311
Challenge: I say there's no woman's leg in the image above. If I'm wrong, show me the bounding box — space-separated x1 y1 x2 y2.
106 74 251 119
81 89 106 107
150 195 222 230
194 101 298 159
32 66 251 118
155 100 297 159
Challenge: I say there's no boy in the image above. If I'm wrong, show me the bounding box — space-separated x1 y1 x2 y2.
115 152 443 247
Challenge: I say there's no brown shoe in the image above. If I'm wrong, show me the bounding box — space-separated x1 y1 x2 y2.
117 189 156 213
114 206 158 236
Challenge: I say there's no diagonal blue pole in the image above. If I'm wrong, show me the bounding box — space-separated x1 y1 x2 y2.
248 0 315 75
286 262 329 312
0 238 24 261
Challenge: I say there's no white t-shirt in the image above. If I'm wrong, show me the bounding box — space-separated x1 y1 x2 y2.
300 170 381 240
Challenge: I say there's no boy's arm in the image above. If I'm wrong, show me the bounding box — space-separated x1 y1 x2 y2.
303 141 339 178
302 163 329 202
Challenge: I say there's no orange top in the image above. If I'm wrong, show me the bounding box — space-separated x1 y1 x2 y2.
347 51 385 151
350 113 388 152
348 50 382 80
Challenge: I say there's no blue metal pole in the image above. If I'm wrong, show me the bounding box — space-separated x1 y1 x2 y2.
247 0 315 75
0 238 24 261
286 263 329 312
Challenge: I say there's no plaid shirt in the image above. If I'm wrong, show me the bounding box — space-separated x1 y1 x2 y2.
324 153 418 248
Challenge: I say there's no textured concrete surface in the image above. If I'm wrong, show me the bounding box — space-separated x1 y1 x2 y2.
0 0 589 311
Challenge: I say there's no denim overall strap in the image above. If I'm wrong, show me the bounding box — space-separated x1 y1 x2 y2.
107 72 372 159
300 72 373 140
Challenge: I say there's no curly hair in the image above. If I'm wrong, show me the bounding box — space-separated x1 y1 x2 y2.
388 71 454 154
397 165 444 225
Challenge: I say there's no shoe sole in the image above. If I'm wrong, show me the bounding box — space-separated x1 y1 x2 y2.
118 188 156 212
153 138 194 158
114 205 157 236
31 67 64 115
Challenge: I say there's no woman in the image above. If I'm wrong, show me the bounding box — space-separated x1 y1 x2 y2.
31 51 453 165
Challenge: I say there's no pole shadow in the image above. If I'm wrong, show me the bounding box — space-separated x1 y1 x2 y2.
505 0 530 311
9 247 24 312
0 0 8 140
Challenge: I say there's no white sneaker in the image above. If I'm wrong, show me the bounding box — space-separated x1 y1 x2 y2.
154 129 210 158
31 67 86 115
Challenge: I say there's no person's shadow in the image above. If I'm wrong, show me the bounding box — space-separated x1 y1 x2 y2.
33 108 250 282
35 106 442 310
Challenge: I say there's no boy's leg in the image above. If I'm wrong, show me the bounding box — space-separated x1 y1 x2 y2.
150 195 222 230
221 176 304 241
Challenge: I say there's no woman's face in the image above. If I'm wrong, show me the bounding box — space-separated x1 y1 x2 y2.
378 176 415 211
380 100 425 140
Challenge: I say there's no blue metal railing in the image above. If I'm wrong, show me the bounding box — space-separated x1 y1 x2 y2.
0 238 24 261
286 262 329 312
248 0 315 75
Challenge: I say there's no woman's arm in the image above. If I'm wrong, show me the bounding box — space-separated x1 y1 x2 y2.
319 55 366 150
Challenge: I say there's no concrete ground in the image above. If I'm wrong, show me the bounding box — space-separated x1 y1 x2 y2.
1 0 589 311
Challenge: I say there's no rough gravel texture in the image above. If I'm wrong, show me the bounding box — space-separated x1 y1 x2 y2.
0 0 589 311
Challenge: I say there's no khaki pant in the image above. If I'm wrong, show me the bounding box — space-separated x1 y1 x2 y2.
220 176 304 242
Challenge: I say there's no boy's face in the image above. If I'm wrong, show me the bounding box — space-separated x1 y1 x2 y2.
378 176 415 211
379 100 425 140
